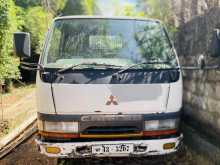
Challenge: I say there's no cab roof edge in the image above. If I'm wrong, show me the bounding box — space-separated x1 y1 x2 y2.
53 15 162 24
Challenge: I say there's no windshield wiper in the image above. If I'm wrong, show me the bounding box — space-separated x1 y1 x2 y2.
57 62 122 74
111 61 178 80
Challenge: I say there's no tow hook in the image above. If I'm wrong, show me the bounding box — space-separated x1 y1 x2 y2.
133 144 148 153
76 145 92 155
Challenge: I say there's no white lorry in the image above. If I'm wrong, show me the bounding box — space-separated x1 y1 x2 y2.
14 16 184 158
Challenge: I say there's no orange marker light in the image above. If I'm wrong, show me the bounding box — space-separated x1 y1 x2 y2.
163 143 176 150
45 146 61 154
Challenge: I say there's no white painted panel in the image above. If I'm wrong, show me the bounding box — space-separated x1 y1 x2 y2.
36 73 55 114
52 84 170 114
166 74 183 112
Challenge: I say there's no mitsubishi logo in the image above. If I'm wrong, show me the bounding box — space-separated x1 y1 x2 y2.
106 95 118 105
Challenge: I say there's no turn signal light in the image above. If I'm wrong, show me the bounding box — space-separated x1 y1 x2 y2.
45 146 61 154
163 142 176 150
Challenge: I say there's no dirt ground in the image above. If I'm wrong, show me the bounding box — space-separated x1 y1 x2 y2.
1 84 35 110
0 84 36 138
0 135 56 165
0 134 212 165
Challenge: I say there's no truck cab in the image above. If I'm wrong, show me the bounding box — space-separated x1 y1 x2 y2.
16 16 183 157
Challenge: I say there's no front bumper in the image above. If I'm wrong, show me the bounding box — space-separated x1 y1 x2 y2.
35 134 183 158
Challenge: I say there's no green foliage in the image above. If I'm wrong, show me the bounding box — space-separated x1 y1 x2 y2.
0 0 21 84
138 0 176 36
14 0 41 8
42 0 67 16
122 3 145 17
82 0 99 15
61 0 98 15
144 0 172 21
14 0 60 55
106 1 143 17
62 0 84 15
24 6 53 54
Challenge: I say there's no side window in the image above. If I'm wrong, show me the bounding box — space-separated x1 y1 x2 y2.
47 27 62 63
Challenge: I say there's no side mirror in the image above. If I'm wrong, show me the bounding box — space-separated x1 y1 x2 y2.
13 32 31 58
210 29 220 57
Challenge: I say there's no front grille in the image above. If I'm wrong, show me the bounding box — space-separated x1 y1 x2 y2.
82 126 140 134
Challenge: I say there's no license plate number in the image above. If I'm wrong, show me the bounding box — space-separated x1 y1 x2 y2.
92 144 133 154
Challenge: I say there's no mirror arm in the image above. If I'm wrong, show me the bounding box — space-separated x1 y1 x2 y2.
20 61 38 66
181 66 201 70
181 64 220 70
20 62 44 71
203 65 220 70
20 65 41 71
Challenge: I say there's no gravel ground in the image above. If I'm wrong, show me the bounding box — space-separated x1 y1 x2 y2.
0 134 212 165
0 86 36 139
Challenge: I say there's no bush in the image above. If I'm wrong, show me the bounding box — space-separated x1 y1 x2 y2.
131 0 177 38
0 0 21 85
24 6 53 55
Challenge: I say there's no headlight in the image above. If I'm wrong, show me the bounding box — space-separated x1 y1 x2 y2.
144 119 179 131
38 120 79 133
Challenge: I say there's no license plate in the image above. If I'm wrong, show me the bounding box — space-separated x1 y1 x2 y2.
92 144 133 154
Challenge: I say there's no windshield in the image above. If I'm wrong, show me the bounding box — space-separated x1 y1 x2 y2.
42 18 178 69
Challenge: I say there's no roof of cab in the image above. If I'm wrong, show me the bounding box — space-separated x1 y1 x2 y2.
54 15 161 24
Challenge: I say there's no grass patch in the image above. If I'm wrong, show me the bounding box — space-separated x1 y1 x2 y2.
0 120 9 137
1 83 35 110
7 110 35 135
